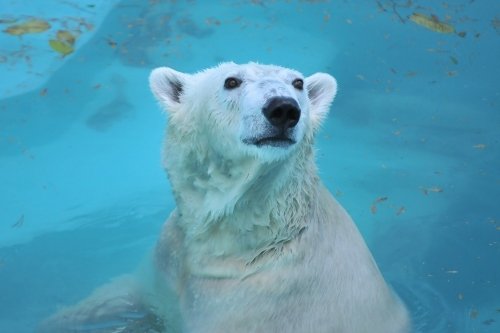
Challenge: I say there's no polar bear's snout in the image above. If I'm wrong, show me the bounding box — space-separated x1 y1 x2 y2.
262 97 301 130
243 95 301 148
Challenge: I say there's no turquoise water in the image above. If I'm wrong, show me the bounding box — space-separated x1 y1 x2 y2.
0 0 498 332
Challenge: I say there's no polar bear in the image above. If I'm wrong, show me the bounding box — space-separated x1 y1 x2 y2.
39 62 410 333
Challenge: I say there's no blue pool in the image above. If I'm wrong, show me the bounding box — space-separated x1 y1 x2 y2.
0 0 498 332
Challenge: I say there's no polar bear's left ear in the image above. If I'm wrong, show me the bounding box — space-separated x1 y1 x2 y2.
149 67 189 111
305 73 337 130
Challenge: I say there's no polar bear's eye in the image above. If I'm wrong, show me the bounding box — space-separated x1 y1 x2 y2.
292 78 304 90
224 77 242 90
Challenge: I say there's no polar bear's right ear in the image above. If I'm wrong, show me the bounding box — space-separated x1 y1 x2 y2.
149 67 189 111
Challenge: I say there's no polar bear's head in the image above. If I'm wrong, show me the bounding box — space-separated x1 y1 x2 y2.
150 62 336 163
150 63 336 223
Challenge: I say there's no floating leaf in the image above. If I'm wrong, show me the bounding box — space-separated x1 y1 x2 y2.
492 16 500 34
49 39 74 56
56 30 76 45
420 186 443 195
374 196 388 204
4 19 50 35
483 319 495 326
370 196 388 214
12 214 24 228
106 37 117 48
409 13 455 34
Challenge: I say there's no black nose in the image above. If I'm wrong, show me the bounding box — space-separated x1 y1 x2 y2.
262 97 301 129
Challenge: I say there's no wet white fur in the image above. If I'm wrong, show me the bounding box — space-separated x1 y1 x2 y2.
149 62 410 332
39 63 410 333
149 63 337 241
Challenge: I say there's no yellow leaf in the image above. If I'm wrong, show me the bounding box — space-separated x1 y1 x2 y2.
49 39 74 56
409 13 455 34
56 30 76 45
4 19 50 36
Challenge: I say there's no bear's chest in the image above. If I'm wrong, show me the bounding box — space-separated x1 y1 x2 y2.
179 256 328 333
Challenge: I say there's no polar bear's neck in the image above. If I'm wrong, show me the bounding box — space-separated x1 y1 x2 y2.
165 140 319 262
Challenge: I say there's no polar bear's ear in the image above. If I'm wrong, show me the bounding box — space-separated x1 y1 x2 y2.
305 73 337 130
149 67 189 111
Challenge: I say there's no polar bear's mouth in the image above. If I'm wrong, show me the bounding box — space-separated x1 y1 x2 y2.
245 136 296 148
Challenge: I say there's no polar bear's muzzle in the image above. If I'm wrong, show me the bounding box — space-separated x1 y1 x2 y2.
244 96 300 148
